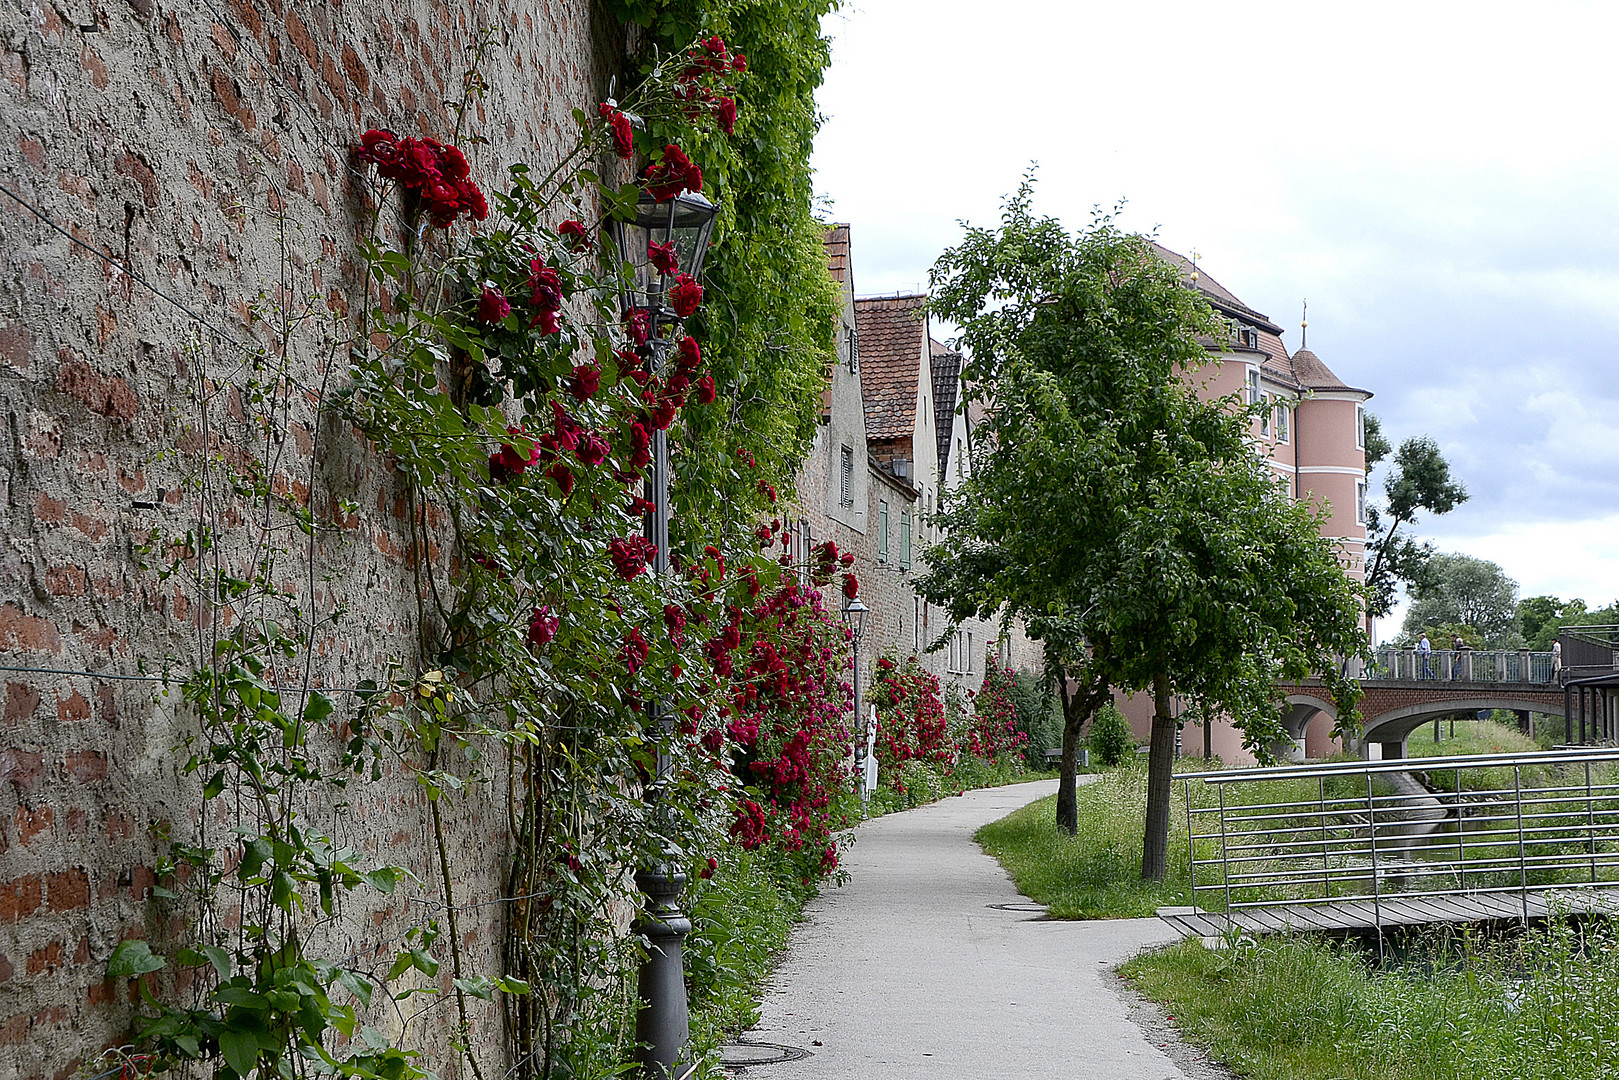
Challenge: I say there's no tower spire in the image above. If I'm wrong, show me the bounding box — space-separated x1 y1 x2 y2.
1300 298 1308 350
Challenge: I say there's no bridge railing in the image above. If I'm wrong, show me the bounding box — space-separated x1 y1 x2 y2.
1365 647 1556 684
1180 748 1619 931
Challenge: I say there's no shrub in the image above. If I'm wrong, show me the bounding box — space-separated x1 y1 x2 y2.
971 653 1031 762
1089 701 1134 767
1011 668 1063 769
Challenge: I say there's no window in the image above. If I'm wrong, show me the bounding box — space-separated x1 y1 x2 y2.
1247 367 1261 406
847 325 859 374
1356 480 1367 526
999 637 1011 667
839 445 854 507
948 633 959 673
878 500 889 563
966 631 973 674
1259 393 1271 437
1275 400 1289 443
1356 404 1366 450
913 596 921 651
900 509 912 570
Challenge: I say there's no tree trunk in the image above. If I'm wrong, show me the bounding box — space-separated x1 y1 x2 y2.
1055 669 1080 835
1141 670 1177 882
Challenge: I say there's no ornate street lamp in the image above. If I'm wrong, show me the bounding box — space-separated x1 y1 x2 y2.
607 189 718 1080
842 597 870 800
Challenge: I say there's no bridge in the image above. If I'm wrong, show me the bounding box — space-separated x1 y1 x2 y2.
1163 746 1619 952
1268 631 1619 760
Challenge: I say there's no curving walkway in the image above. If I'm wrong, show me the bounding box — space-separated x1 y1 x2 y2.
738 779 1202 1079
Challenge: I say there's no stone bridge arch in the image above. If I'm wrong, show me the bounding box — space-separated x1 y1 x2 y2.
1361 696 1561 758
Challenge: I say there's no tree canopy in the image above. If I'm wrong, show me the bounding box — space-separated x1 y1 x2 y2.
1362 423 1468 620
1401 553 1519 646
915 180 1366 879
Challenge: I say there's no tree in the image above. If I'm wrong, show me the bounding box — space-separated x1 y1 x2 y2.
1362 421 1468 620
915 179 1365 879
1401 553 1519 646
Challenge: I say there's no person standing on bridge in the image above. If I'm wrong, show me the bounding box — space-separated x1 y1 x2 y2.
1553 639 1563 683
1419 633 1433 679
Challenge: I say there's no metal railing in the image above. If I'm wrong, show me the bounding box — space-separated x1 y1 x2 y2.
1365 647 1556 684
1181 748 1619 931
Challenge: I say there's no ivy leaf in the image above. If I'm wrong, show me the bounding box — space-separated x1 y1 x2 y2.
303 691 334 726
453 976 494 1000
494 976 531 996
219 1027 260 1077
361 866 400 895
336 968 374 1009
203 769 226 800
107 939 166 978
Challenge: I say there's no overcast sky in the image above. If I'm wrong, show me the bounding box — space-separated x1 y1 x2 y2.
811 0 1619 630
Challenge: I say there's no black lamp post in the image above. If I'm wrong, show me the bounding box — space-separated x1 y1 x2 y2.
608 189 718 1080
842 597 870 799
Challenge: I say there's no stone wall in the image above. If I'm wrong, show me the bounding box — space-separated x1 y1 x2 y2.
0 0 619 1075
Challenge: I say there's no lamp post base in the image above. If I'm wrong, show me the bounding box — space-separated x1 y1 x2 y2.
634 865 691 1080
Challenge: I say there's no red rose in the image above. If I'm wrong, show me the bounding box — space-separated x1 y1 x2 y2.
575 430 610 466
546 462 575 495
623 308 650 346
645 144 703 201
558 219 591 251
621 627 650 674
355 129 401 168
695 374 717 405
527 606 559 647
669 274 703 318
676 335 701 372
732 53 747 72
842 573 859 600
532 309 561 335
714 97 737 136
629 496 657 516
568 363 601 402
529 260 563 311
609 535 657 581
599 104 635 159
648 241 679 277
649 397 678 431
478 285 511 324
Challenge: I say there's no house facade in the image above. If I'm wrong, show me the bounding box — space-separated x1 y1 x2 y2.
791 227 1041 728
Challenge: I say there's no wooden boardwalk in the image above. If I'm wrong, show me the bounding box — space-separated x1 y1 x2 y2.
1159 887 1619 939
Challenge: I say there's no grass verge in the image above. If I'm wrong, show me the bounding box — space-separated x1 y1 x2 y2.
1122 920 1619 1080
975 768 1190 918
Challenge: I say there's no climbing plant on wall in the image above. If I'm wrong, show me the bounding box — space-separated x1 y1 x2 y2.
112 29 855 1080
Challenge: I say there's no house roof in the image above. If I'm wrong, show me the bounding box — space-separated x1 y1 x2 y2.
855 294 930 442
930 343 962 481
1289 348 1370 396
1151 242 1284 333
823 224 851 285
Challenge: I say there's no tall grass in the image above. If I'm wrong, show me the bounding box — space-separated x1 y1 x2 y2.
1123 919 1619 1080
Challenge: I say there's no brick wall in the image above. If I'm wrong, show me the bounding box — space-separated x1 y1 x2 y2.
1 0 620 1075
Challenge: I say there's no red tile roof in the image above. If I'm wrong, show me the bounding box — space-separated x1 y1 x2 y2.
1289 348 1369 396
855 294 929 442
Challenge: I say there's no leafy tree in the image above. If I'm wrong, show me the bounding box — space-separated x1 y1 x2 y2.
1362 423 1468 620
1519 594 1590 650
915 180 1366 879
1401 553 1519 646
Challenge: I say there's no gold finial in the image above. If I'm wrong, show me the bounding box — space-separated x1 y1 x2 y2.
1189 248 1200 285
1300 298 1308 349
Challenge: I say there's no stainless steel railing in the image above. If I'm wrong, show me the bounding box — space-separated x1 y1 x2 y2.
1364 647 1556 683
1180 748 1619 929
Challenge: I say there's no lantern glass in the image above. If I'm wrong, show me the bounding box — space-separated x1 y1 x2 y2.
612 192 718 313
843 597 869 646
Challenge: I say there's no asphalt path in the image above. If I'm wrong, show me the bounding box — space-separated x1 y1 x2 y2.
737 778 1201 1079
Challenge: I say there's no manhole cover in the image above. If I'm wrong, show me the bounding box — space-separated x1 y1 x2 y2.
719 1042 811 1068
989 902 1048 913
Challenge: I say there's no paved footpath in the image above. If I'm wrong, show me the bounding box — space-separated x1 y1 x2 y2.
741 779 1197 1079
